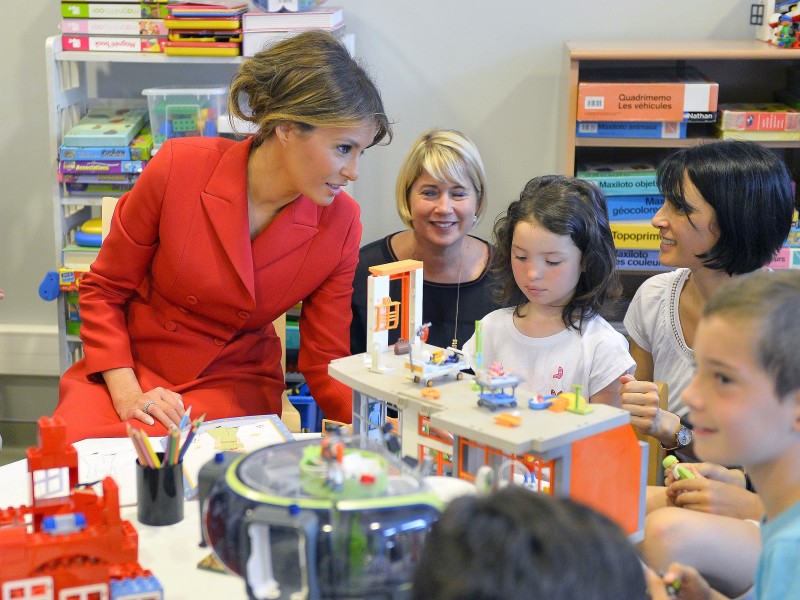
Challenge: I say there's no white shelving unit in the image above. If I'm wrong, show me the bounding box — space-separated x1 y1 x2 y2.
45 35 245 373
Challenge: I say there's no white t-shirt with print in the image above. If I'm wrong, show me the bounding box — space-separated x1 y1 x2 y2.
462 307 635 398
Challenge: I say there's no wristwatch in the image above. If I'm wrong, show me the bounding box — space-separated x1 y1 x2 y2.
661 424 692 451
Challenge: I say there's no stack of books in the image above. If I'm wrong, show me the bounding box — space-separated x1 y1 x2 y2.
164 3 248 56
242 5 345 57
576 161 668 271
575 67 719 140
715 102 800 141
59 107 151 198
772 208 800 270
60 0 169 53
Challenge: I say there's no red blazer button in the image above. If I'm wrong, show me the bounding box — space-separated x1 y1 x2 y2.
214 338 225 346
187 295 198 305
238 311 249 320
165 321 177 331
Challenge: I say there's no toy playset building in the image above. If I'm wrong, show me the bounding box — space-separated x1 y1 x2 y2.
0 416 162 600
330 259 648 541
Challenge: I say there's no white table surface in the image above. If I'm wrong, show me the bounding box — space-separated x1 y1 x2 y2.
0 433 321 598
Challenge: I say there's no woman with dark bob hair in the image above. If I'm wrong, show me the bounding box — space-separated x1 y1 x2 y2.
620 140 796 596
621 140 795 447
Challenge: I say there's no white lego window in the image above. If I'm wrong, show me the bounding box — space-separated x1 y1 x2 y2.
57 583 108 600
32 467 70 500
2 576 54 600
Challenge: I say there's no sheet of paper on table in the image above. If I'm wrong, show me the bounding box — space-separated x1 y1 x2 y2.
177 414 294 499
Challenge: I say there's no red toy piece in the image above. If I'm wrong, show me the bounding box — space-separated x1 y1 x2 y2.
0 416 163 600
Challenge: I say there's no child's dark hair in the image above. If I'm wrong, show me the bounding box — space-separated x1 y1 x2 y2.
412 486 647 600
657 140 796 275
491 175 620 331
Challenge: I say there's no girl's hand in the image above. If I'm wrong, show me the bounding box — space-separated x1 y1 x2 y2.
619 374 664 435
112 387 184 431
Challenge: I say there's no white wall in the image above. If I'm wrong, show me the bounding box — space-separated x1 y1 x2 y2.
0 0 755 374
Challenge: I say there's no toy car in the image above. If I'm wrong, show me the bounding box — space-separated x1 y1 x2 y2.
475 362 523 411
406 347 468 387
477 392 517 411
528 394 555 410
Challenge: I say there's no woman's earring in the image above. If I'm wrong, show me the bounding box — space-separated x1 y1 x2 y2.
473 214 478 224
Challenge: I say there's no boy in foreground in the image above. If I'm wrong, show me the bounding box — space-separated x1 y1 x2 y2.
648 270 800 600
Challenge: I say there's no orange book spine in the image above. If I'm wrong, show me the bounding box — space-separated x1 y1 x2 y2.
577 82 717 121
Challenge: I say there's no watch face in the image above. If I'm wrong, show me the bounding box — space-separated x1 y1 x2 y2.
677 426 692 446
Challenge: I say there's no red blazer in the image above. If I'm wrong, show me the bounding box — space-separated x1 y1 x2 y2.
62 136 359 431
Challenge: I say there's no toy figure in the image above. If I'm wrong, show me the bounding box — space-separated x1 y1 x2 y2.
775 14 796 47
320 430 345 492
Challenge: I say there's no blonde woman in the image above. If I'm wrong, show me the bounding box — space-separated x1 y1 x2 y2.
351 129 502 353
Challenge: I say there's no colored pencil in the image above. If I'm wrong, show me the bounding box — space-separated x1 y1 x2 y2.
176 414 204 464
140 430 162 468
179 405 192 431
127 423 148 466
168 428 180 466
163 429 173 466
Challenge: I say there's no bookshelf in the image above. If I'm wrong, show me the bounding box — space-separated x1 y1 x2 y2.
561 39 800 320
45 35 244 372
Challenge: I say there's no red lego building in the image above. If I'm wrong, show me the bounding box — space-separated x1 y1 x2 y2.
0 416 162 600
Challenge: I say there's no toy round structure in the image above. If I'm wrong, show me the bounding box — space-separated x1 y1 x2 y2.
299 444 389 499
203 435 443 600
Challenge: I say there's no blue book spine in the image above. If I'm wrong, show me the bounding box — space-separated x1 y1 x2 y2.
606 195 664 220
577 121 688 139
579 175 659 196
615 249 670 270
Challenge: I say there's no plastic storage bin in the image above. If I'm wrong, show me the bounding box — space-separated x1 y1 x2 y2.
287 384 324 433
142 86 228 149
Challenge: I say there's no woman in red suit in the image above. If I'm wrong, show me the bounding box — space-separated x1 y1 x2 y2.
54 30 392 443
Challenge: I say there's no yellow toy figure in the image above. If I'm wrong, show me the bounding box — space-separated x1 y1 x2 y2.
562 384 593 415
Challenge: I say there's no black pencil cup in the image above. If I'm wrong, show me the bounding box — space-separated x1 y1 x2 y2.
136 453 184 526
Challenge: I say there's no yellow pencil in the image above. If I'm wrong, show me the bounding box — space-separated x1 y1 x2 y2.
140 429 162 469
